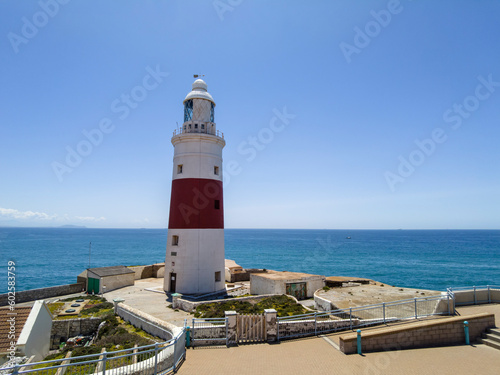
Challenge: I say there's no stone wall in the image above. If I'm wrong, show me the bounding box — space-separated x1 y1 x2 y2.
50 318 102 349
0 283 85 306
128 265 153 280
279 318 357 338
339 313 495 354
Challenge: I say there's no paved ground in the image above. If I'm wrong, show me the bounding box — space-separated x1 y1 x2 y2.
103 278 192 327
176 304 500 375
317 281 442 310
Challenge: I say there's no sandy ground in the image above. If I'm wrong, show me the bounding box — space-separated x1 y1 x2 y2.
317 280 442 309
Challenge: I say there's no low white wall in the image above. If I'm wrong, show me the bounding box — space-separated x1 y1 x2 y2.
116 303 175 341
453 288 500 305
314 291 332 311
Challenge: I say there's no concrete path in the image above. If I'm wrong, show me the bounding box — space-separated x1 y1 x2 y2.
103 278 192 327
177 303 500 375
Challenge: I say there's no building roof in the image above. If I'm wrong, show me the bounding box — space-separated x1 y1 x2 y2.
87 265 134 277
225 259 243 269
252 270 324 281
0 306 32 353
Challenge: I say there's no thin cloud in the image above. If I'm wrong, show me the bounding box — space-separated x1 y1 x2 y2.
0 207 57 220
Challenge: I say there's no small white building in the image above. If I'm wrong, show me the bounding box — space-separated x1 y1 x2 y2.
86 266 135 294
224 259 245 282
250 271 325 300
0 301 52 364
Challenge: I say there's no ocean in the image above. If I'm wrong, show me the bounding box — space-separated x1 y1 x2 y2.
0 228 499 294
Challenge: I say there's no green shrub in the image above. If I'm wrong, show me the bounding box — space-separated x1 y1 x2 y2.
194 295 307 318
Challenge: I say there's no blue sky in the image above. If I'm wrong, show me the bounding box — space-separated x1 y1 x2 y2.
1 0 499 229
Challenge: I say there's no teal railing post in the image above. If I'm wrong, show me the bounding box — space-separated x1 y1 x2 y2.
186 327 191 347
357 329 362 355
464 321 470 345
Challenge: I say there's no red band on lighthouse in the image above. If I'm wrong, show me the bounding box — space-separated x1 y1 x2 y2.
168 178 224 229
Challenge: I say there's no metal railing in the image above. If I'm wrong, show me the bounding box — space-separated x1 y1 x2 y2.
190 318 228 346
172 127 224 139
2 330 186 375
277 294 451 341
447 285 500 306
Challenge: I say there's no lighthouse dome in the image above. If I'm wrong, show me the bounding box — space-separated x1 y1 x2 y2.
184 79 215 104
192 79 208 91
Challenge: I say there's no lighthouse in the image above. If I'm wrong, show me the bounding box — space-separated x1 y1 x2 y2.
163 78 226 295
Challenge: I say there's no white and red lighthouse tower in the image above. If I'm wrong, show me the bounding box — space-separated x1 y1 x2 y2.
163 79 226 295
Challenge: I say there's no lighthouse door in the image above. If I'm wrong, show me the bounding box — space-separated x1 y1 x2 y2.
169 273 177 293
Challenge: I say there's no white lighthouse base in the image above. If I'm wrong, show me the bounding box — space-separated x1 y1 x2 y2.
163 229 225 295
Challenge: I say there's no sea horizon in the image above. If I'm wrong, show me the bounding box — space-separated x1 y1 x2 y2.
1 227 499 294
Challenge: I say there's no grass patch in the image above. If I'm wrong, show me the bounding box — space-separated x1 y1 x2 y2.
80 302 114 317
194 295 307 318
48 302 64 315
50 299 113 320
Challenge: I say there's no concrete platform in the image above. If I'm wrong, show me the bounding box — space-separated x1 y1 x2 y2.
102 278 192 327
176 304 500 375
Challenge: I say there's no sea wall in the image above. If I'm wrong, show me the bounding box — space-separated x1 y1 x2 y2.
128 264 165 280
0 283 85 306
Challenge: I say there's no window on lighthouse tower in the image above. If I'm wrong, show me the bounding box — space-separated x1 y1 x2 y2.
184 100 193 122
210 102 215 122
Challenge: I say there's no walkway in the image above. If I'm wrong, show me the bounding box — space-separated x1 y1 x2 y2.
103 278 191 327
177 304 500 375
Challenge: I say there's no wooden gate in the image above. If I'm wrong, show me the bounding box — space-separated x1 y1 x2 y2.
237 314 266 343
